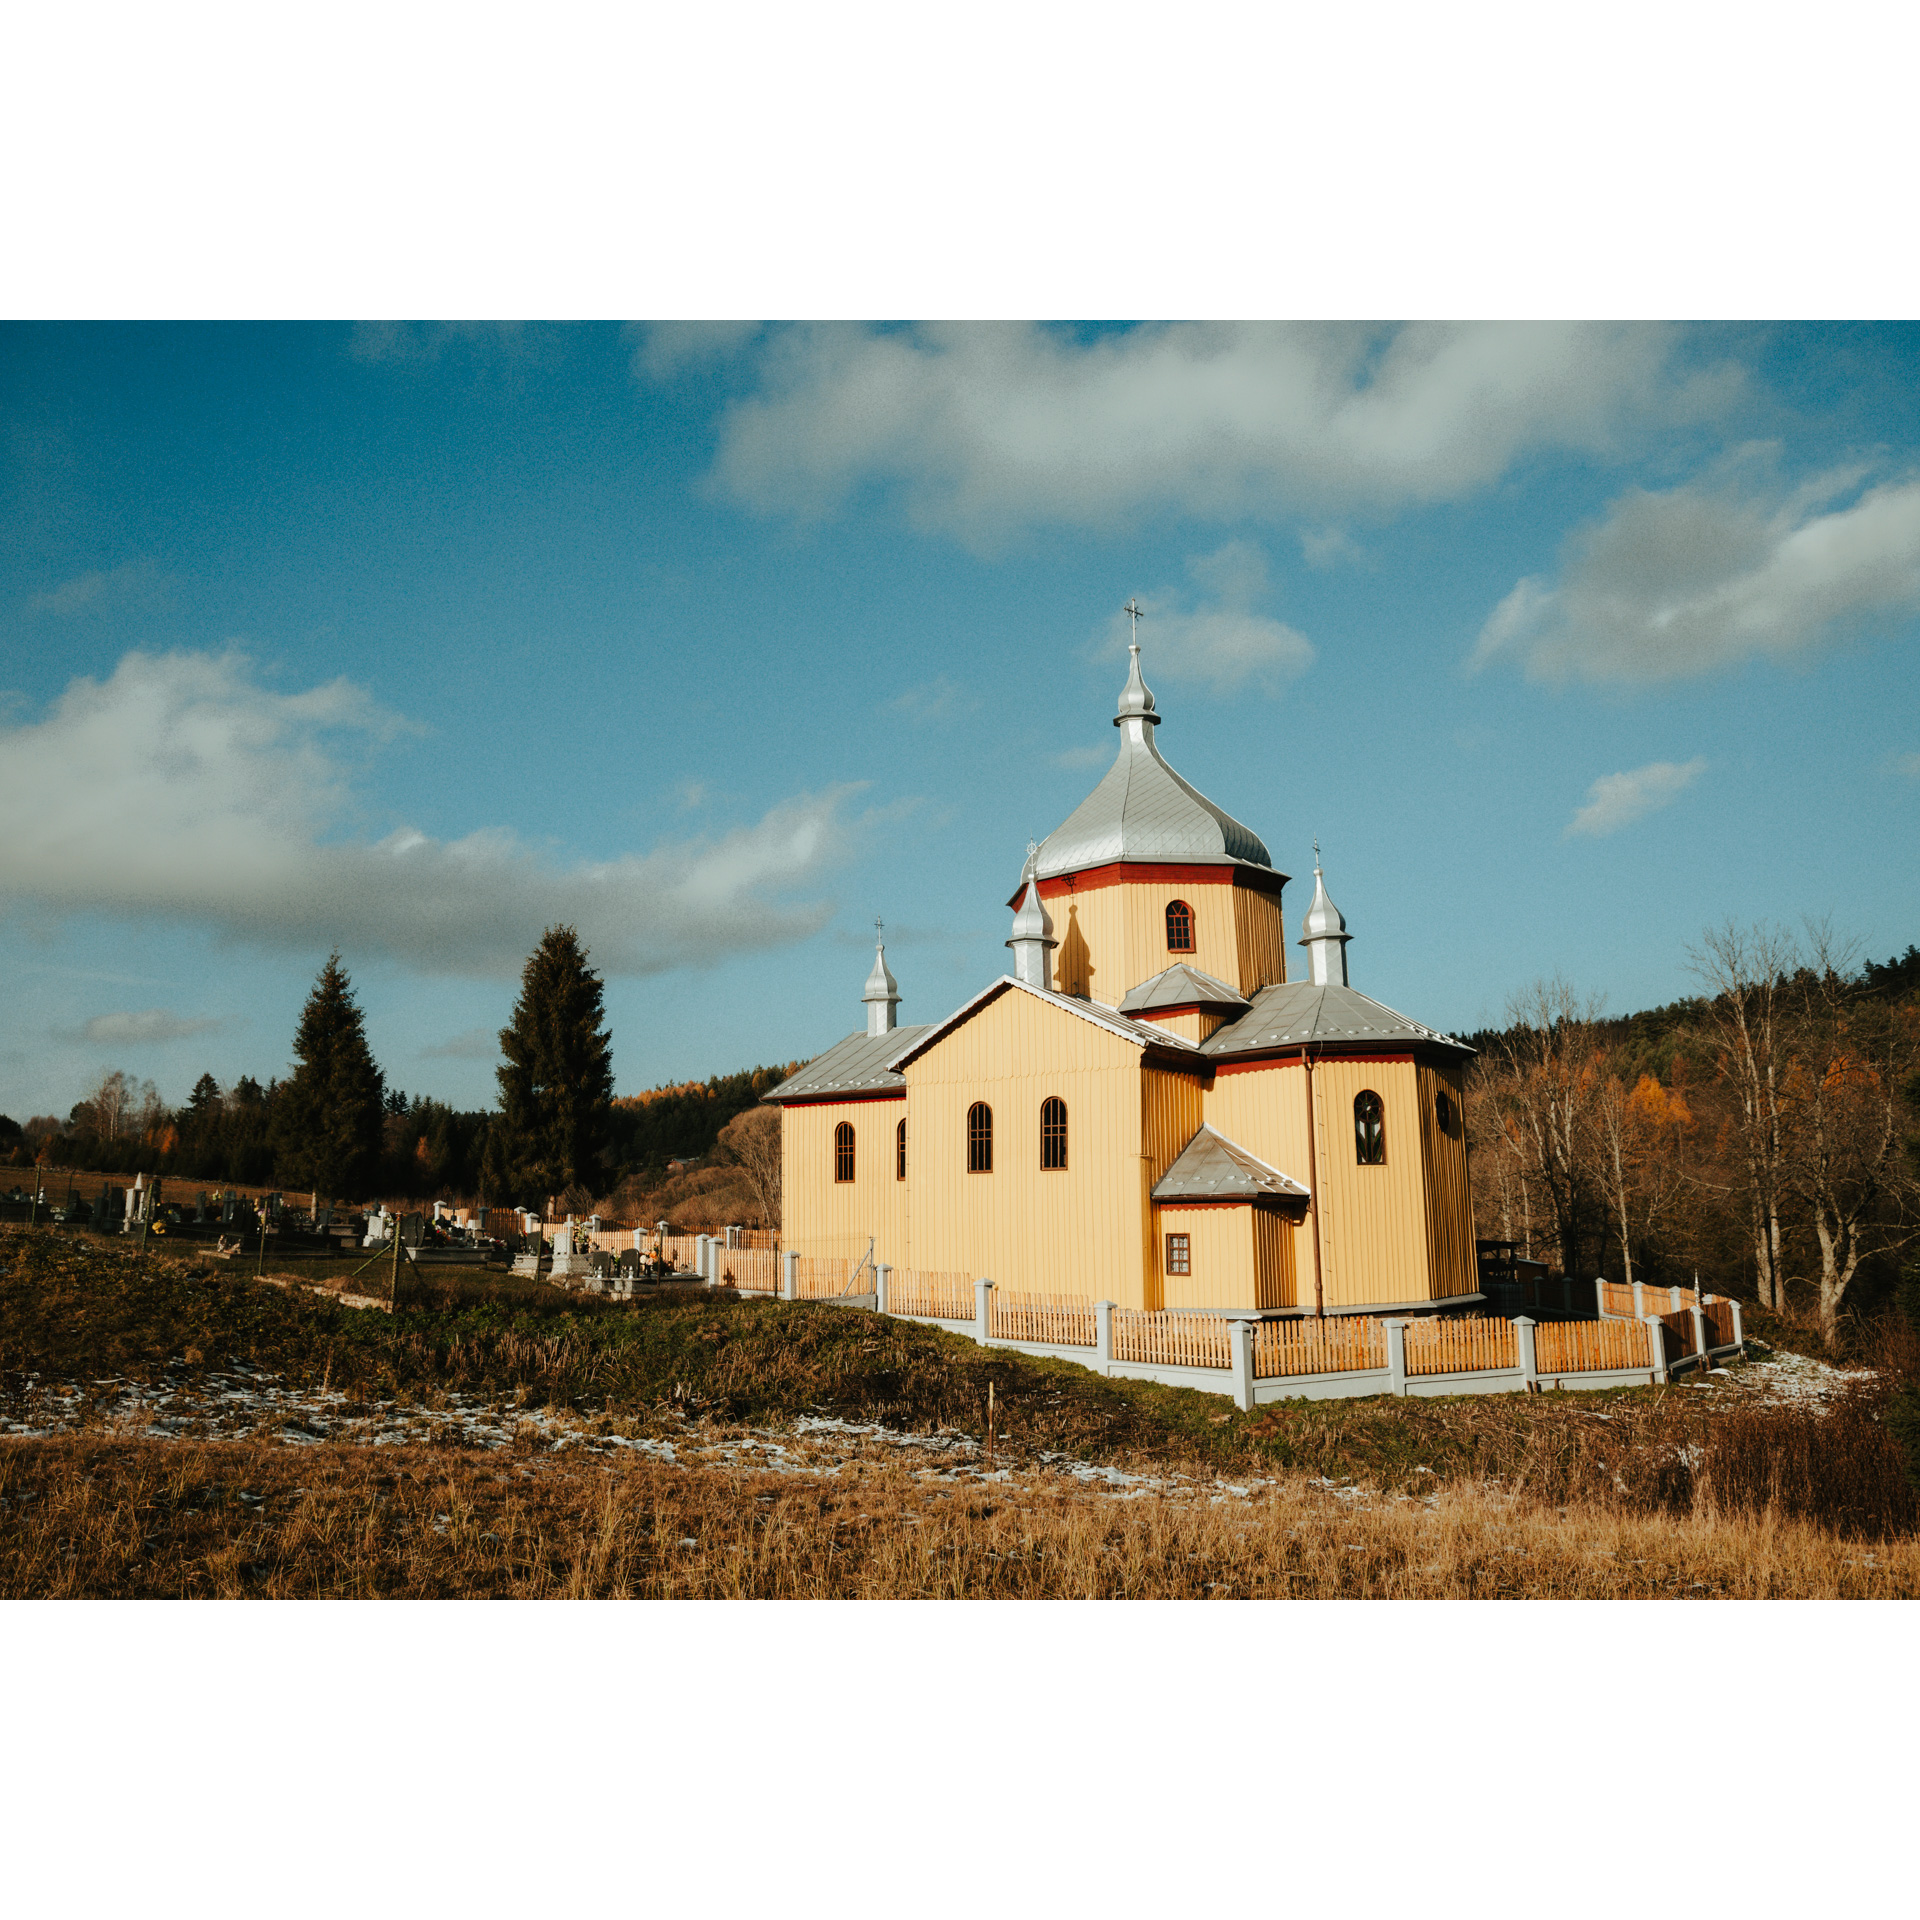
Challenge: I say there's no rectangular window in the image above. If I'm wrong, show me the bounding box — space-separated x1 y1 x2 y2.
1165 1232 1191 1276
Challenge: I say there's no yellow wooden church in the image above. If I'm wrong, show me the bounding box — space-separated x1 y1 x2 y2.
764 641 1480 1317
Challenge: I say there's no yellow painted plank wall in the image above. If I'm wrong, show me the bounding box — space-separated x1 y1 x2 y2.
1203 1059 1318 1312
1251 1204 1301 1310
1050 877 1246 1005
901 988 1155 1305
780 1097 909 1266
1417 1060 1479 1299
1305 1057 1434 1308
1139 1066 1207 1309
1233 887 1288 992
1155 1205 1258 1309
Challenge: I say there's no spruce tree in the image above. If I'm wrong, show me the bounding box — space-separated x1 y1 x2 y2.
495 926 615 1201
271 953 386 1199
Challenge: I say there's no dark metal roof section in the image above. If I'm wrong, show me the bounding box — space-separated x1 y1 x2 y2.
761 1026 933 1103
1118 962 1252 1014
1152 1125 1310 1203
1202 982 1472 1059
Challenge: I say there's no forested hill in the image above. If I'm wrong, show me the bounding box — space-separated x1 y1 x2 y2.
608 1063 805 1172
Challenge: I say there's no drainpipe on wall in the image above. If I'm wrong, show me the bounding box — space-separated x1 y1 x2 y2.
1304 1050 1326 1319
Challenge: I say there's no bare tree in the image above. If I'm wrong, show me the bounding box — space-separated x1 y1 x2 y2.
1787 922 1918 1342
1687 920 1799 1311
716 1104 781 1230
1588 1064 1694 1289
1487 977 1607 1279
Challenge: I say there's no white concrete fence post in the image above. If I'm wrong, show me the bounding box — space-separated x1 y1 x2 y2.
1689 1301 1709 1366
1384 1318 1409 1397
975 1278 993 1348
1515 1315 1538 1391
781 1250 797 1302
727 1225 740 1250
1730 1299 1744 1350
1094 1300 1115 1374
1632 1280 1645 1318
875 1263 890 1315
1228 1317 1256 1412
694 1234 708 1282
1644 1316 1669 1385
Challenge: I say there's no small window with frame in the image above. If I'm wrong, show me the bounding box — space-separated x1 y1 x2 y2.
1165 900 1195 953
834 1121 855 1183
1165 1231 1191 1276
968 1102 993 1173
896 1115 907 1180
1354 1091 1385 1166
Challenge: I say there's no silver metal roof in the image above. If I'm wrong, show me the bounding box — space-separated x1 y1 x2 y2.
1032 655 1278 882
884 974 1204 1075
1117 962 1251 1013
1299 863 1349 943
761 1025 932 1103
1202 982 1472 1058
1152 1124 1309 1203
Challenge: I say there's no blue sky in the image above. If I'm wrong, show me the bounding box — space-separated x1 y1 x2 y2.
3 319 1919 1122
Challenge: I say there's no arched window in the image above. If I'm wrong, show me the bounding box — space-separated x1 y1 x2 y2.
1040 1096 1068 1170
834 1120 855 1183
968 1102 994 1173
896 1115 907 1181
1165 899 1195 953
1354 1091 1385 1166
1434 1089 1455 1134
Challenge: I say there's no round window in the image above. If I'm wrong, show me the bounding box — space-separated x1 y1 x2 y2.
1435 1090 1455 1132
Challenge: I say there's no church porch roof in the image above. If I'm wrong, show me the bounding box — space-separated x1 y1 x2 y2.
1202 982 1472 1060
762 1026 932 1103
1152 1125 1309 1203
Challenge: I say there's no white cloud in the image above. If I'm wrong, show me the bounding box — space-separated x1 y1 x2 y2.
76 1008 222 1045
1050 744 1109 769
887 674 980 723
1473 460 1920 682
1565 758 1707 838
1299 525 1364 569
631 321 764 378
1106 542 1315 696
0 650 861 978
420 1027 498 1061
694 322 1727 542
30 562 161 616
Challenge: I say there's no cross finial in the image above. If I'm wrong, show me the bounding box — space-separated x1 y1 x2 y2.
874 915 884 944
1122 595 1145 648
1313 836 1321 871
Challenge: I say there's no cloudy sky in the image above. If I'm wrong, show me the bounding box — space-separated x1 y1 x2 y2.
3 319 1918 1120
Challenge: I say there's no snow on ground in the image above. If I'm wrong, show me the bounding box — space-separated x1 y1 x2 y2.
1713 1346 1875 1407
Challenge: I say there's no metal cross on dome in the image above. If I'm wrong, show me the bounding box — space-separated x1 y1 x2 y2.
874 915 884 943
1122 595 1146 645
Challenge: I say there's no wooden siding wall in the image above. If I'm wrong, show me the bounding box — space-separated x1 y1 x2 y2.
1202 1059 1317 1307
1232 886 1288 992
1050 875 1245 1005
1416 1060 1479 1299
901 990 1153 1305
780 1098 909 1266
1139 1066 1207 1309
1138 1007 1235 1044
1304 1057 1433 1308
1155 1205 1257 1310
1250 1204 1300 1310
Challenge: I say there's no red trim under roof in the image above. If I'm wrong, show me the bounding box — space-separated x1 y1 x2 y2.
1006 860 1287 909
1212 1050 1416 1076
776 1089 906 1108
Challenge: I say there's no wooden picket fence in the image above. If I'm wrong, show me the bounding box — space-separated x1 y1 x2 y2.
716 1246 779 1293
1598 1280 1638 1317
793 1255 856 1300
658 1233 701 1271
1253 1316 1387 1379
734 1229 779 1251
1705 1297 1736 1347
1111 1309 1232 1370
990 1291 1097 1348
1404 1317 1517 1376
1533 1318 1652 1375
887 1270 977 1321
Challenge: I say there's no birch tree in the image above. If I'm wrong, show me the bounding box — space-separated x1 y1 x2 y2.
1687 921 1798 1310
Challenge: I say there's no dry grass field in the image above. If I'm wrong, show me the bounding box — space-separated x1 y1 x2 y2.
4 1224 1915 1599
